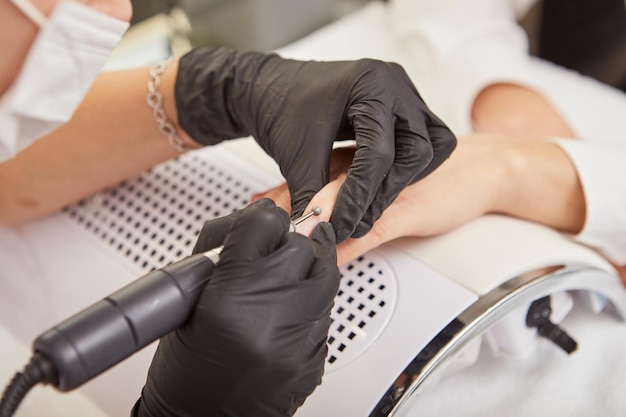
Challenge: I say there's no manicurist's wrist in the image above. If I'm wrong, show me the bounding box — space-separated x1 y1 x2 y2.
159 60 202 150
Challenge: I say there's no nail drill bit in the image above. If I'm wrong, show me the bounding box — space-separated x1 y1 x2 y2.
289 206 322 232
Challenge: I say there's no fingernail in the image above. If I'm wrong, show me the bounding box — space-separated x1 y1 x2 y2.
296 216 320 237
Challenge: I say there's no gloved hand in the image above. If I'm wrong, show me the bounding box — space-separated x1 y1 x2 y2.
134 199 340 417
175 47 457 242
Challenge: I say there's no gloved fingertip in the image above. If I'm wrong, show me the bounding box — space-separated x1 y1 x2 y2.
192 217 235 254
352 219 374 239
310 222 337 264
333 228 351 245
290 202 308 219
329 215 356 244
249 197 277 209
428 126 457 155
290 189 320 219
311 222 335 240
221 203 291 260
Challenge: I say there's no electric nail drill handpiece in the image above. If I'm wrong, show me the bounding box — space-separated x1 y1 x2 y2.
35 247 223 391
0 208 321 417
0 249 220 417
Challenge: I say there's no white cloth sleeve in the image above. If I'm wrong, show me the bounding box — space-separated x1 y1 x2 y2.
388 0 543 135
0 2 129 162
389 0 626 267
552 138 626 265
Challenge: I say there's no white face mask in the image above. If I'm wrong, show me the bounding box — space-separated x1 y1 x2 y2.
0 0 129 160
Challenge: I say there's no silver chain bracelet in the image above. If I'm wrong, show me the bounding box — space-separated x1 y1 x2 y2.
147 59 187 152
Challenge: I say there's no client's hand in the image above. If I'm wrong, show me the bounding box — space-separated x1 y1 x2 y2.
256 134 585 266
134 199 340 417
256 137 507 264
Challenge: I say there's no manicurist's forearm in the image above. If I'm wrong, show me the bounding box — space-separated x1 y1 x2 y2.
0 62 200 225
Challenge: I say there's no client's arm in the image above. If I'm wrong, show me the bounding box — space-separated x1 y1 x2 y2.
256 133 585 265
0 63 199 226
472 83 577 138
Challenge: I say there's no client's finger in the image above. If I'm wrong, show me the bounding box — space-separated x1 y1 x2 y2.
295 175 344 237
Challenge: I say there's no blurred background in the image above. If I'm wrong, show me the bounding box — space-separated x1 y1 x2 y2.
119 0 624 91
129 0 373 51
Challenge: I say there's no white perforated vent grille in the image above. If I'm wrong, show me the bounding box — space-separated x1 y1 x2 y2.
327 252 397 371
63 152 256 271
63 149 397 370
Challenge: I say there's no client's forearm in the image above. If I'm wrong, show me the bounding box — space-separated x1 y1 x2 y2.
0 63 199 226
491 137 585 234
252 134 587 266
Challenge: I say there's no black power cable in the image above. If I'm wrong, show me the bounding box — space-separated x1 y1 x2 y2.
0 353 56 417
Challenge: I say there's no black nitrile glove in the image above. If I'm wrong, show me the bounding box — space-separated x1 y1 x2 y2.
134 199 340 417
175 47 457 242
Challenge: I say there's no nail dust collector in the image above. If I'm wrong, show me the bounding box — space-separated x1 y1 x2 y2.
52 140 626 417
